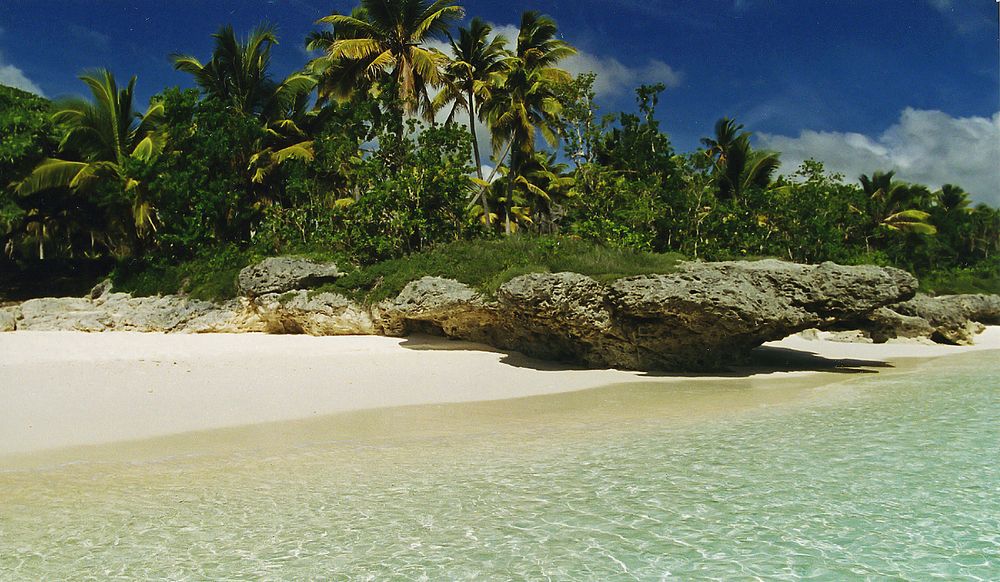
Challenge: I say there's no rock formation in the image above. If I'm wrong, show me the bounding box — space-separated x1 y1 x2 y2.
3 256 995 371
856 293 1000 345
253 290 374 336
237 257 342 297
374 260 920 370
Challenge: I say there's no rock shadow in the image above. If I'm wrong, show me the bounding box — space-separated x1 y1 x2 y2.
398 334 893 377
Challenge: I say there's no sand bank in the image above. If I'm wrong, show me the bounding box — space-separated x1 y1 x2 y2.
1 328 997 456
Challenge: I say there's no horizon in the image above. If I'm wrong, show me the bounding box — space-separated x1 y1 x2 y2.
1 0 997 204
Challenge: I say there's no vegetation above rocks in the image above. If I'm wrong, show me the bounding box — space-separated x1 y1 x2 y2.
1 1 997 302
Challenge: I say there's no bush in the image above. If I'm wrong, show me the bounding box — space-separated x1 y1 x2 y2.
323 235 684 303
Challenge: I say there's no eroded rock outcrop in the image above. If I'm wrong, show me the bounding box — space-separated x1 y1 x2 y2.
373 260 919 370
7 258 975 371
858 293 1000 345
12 292 265 333
254 291 374 335
0 307 16 332
238 257 342 297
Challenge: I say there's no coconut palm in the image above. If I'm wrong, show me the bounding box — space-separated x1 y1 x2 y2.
17 69 164 248
174 25 318 192
434 18 511 179
482 11 575 233
311 0 464 119
857 171 937 250
702 117 781 202
172 25 314 120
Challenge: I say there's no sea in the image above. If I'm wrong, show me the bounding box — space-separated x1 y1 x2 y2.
1 351 997 580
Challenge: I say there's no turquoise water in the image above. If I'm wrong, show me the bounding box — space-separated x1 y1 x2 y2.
1 353 998 580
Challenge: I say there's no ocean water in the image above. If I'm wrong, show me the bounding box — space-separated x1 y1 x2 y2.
1 353 998 580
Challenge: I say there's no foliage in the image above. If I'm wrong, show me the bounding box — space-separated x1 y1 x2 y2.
112 245 256 300
0 85 58 256
322 235 683 303
6 5 999 301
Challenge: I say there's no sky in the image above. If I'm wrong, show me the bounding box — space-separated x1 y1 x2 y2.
1 0 998 204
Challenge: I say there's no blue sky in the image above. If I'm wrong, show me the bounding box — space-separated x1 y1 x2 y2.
1 0 998 203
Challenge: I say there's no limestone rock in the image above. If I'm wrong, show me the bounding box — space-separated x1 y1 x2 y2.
87 278 114 301
885 293 999 345
372 260 919 371
255 291 373 335
238 257 342 297
0 307 17 332
14 293 262 333
373 277 495 339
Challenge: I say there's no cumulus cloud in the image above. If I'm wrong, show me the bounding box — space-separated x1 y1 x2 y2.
758 108 1000 206
562 53 682 97
0 52 44 96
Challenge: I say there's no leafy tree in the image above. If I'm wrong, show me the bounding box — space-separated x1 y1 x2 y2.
0 85 58 257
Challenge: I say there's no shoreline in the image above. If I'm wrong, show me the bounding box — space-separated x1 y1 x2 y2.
1 328 998 460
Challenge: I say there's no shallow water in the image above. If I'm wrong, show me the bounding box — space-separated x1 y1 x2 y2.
1 353 998 580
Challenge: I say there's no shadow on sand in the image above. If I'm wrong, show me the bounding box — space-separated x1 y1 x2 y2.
397 334 893 378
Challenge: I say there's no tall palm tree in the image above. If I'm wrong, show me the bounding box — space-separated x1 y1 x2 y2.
434 18 511 180
174 25 318 197
482 11 575 234
702 117 780 202
433 18 511 227
311 0 464 119
173 24 317 123
17 69 164 249
857 171 937 250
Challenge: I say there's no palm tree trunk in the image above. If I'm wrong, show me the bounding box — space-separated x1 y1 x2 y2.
505 147 518 236
467 90 491 228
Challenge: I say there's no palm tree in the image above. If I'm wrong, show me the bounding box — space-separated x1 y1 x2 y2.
311 0 464 120
434 18 511 179
433 18 511 226
936 184 972 214
857 171 937 250
702 117 780 202
174 25 318 203
17 69 164 251
482 11 575 234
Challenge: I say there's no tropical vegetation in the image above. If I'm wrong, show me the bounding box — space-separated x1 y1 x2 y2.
1 1 997 301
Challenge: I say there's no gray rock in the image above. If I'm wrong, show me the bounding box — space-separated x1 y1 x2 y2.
87 278 113 301
373 260 919 371
14 293 263 333
255 291 373 335
238 257 342 297
374 277 495 339
0 307 17 332
881 293 1000 345
863 307 936 343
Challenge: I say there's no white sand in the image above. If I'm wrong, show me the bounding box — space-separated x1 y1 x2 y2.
1 328 997 456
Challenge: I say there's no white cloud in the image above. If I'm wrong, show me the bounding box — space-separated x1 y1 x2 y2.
562 53 683 97
0 52 44 96
758 108 1000 206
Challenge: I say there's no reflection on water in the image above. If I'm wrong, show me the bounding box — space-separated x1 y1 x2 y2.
1 353 998 580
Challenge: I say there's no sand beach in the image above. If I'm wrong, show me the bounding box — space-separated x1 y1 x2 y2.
1 328 997 457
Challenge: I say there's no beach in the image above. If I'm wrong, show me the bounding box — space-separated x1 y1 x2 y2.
1 327 998 457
